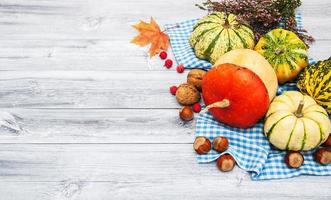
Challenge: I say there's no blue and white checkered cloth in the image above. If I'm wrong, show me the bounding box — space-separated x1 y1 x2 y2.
165 13 331 180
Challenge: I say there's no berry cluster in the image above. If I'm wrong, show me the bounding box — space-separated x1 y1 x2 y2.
159 51 185 73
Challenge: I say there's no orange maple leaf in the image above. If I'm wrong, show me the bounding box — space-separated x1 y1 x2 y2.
131 17 169 57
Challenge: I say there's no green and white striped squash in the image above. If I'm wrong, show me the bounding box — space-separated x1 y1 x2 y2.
189 12 255 64
264 91 331 151
297 57 331 114
255 28 309 84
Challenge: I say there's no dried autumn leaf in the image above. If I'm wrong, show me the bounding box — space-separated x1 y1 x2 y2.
131 17 169 57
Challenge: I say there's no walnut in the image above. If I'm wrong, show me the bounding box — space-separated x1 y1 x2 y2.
187 69 207 91
175 83 200 105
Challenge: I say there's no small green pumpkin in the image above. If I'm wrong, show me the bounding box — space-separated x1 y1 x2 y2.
189 12 255 64
255 28 309 84
297 57 331 114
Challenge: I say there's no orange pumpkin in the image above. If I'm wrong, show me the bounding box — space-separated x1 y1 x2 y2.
202 63 269 128
215 49 278 101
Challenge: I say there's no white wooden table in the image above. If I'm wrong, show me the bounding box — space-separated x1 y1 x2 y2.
0 0 330 199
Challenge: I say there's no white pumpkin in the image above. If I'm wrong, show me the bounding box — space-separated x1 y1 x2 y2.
215 49 278 101
264 91 331 151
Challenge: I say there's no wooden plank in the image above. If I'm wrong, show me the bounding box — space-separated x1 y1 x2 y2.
0 39 176 71
308 40 331 61
0 0 330 71
0 144 330 200
0 71 188 108
0 108 194 143
0 180 330 200
0 0 329 40
0 0 205 40
0 39 330 71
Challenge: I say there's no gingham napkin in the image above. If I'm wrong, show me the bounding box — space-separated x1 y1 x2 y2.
165 13 331 180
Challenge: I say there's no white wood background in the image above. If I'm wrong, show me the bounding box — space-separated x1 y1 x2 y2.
0 0 330 199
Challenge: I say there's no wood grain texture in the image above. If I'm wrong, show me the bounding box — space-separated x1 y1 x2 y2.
0 108 195 143
0 0 329 71
0 71 187 108
0 144 330 200
0 40 330 71
0 0 330 199
0 181 330 200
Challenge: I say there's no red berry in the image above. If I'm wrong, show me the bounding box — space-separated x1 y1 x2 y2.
164 59 173 68
176 64 185 73
192 103 201 113
159 51 167 60
170 86 177 95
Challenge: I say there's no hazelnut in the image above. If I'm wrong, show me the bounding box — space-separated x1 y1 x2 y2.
179 106 194 121
216 154 236 172
175 83 200 105
187 69 207 91
322 134 331 147
193 136 211 154
213 136 229 153
314 148 331 165
284 151 304 168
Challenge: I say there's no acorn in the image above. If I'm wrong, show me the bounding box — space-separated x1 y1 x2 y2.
193 136 211 155
179 106 194 121
284 151 304 168
216 154 236 172
314 148 331 165
213 136 229 153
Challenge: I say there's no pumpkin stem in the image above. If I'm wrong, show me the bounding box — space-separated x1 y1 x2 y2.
223 18 230 28
295 100 304 118
275 48 284 55
201 99 230 113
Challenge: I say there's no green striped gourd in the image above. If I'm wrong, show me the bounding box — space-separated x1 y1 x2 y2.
255 28 309 84
264 91 330 151
189 12 255 64
297 57 331 114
